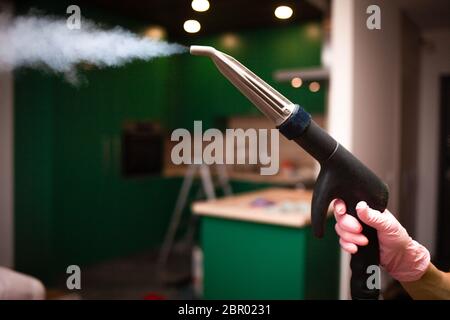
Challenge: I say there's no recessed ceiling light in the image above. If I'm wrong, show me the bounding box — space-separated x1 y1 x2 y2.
291 77 302 88
183 20 201 33
192 0 210 12
309 81 320 92
143 26 166 40
222 33 240 48
274 6 293 20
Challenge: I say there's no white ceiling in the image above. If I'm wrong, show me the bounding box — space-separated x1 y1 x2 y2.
396 0 450 30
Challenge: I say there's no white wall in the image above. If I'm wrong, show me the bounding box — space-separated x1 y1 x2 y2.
330 0 402 299
328 0 355 149
0 68 14 268
416 28 450 254
329 0 355 300
352 0 402 213
330 0 402 214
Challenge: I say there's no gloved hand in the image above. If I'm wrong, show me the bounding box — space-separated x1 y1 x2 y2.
333 199 431 282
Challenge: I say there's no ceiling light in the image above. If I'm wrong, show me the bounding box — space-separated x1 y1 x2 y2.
274 6 293 20
222 33 240 48
309 81 320 92
183 20 201 33
291 77 302 88
143 26 166 40
192 0 210 12
306 23 321 40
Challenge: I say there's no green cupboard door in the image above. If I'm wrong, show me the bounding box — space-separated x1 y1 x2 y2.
201 217 306 299
52 75 111 267
102 59 178 255
14 71 56 280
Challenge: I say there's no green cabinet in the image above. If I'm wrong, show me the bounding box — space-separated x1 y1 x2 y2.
200 216 339 299
14 62 183 281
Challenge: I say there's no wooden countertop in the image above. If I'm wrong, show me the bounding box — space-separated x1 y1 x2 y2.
192 188 317 228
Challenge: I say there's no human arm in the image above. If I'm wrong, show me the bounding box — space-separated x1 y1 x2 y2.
400 263 450 299
333 200 450 299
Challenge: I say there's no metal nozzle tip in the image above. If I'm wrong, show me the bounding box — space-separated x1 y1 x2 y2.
190 45 216 57
190 45 296 125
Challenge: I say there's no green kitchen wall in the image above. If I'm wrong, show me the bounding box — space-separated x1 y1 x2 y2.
14 2 324 282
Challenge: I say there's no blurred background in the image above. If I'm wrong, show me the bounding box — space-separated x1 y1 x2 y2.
0 0 449 300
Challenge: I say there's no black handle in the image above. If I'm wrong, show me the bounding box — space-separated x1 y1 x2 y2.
279 107 388 300
310 160 386 300
296 125 387 300
346 200 380 299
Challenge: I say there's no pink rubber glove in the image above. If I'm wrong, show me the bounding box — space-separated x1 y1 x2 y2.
333 199 430 282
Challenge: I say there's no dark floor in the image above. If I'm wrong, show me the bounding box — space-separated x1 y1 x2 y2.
53 248 195 300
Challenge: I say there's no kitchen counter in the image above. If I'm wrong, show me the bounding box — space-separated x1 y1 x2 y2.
191 187 339 299
192 188 315 228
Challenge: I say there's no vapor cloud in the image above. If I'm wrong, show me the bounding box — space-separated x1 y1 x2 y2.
0 13 186 75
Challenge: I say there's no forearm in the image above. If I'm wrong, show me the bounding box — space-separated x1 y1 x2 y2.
332 201 447 299
401 263 450 300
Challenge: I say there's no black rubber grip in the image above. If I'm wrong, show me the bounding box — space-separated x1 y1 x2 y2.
346 200 380 299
